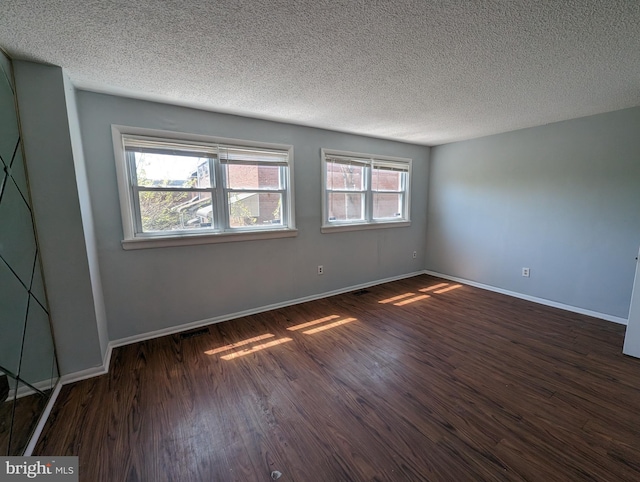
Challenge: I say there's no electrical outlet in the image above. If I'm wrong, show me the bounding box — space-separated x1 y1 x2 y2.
522 267 530 277
318 265 324 275
413 251 417 259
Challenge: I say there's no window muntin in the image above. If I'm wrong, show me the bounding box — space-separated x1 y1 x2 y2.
114 128 295 247
322 150 411 230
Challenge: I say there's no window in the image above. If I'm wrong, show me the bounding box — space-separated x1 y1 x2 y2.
321 149 411 232
112 126 296 249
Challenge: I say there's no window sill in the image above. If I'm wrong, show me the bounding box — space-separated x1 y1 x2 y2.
321 221 411 234
121 228 298 250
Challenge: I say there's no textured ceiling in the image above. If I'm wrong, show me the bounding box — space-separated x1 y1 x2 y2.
1 0 640 145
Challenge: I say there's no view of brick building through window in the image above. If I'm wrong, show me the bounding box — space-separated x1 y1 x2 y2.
225 162 282 227
134 148 402 232
134 152 282 232
326 161 404 222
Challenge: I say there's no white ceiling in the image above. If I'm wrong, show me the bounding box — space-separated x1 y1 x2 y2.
1 0 640 145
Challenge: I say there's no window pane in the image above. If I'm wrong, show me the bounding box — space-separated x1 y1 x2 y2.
328 192 365 221
373 193 403 219
228 192 283 227
132 151 211 188
326 161 366 191
225 164 281 190
372 167 404 192
139 191 213 232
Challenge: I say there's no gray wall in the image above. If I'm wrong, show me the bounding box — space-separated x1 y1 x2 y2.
76 91 429 341
62 74 109 359
13 61 108 375
426 107 640 320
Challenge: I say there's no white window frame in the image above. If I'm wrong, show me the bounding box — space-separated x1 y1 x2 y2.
112 125 296 249
321 148 411 233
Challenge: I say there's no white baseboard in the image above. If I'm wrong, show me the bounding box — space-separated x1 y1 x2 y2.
60 268 625 387
110 271 424 348
22 347 112 452
423 270 628 325
62 271 424 382
23 380 62 456
60 342 113 385
13 378 57 399
2 377 57 401
19 346 114 454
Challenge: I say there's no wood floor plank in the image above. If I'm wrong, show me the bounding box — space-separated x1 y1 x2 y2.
33 275 640 481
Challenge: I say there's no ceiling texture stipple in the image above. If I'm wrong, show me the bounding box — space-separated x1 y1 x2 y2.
1 0 639 145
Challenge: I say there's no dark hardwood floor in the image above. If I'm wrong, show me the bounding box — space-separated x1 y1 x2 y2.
34 275 640 481
1 389 49 455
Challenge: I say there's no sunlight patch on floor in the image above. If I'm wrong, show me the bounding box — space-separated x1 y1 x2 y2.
394 294 430 306
220 337 293 360
433 284 462 294
379 293 415 304
287 315 341 331
205 333 275 355
419 283 449 292
303 317 358 334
